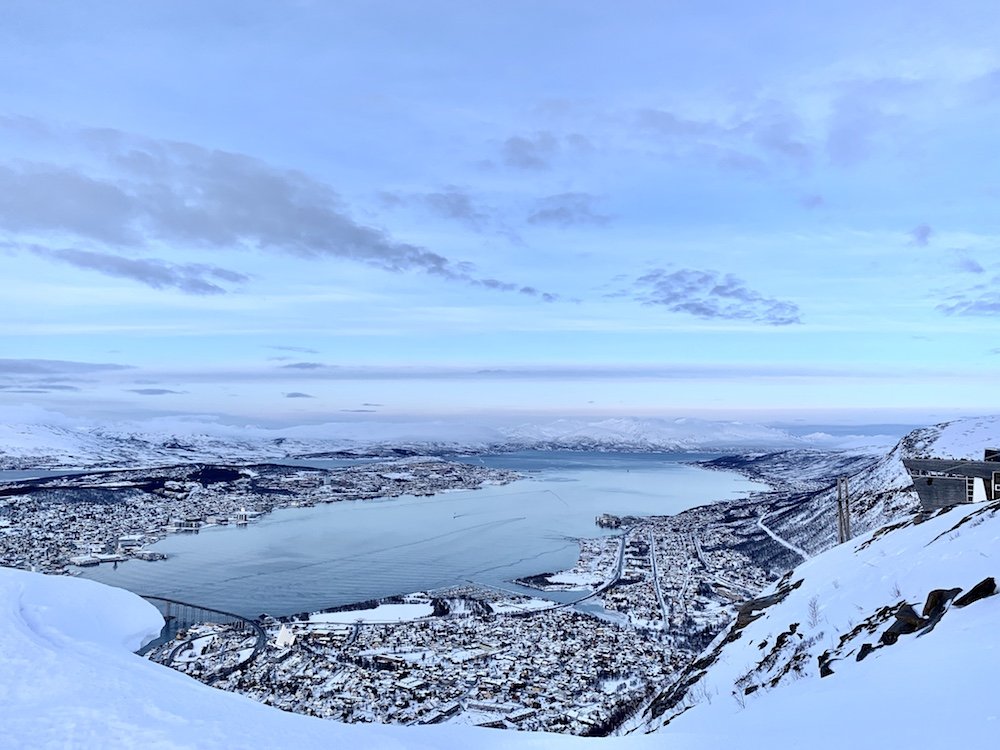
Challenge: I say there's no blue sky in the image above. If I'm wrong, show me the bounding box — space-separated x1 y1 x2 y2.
1 1 999 425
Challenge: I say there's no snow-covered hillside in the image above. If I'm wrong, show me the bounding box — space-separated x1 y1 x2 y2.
760 414 1000 556
639 498 1000 745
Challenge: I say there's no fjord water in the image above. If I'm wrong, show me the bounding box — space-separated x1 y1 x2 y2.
79 451 762 617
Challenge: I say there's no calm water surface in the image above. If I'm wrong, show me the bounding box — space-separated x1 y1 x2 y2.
79 451 762 616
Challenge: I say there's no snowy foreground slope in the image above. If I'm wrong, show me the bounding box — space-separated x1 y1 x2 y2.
0 567 607 750
639 498 1000 743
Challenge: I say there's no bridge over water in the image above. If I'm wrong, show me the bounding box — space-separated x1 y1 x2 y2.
139 595 267 684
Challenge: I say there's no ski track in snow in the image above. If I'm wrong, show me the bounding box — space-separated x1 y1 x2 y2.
756 511 809 561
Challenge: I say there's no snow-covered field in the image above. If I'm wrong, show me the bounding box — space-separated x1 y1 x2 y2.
307 602 435 624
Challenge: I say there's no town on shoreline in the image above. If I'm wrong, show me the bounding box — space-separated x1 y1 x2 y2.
0 451 827 735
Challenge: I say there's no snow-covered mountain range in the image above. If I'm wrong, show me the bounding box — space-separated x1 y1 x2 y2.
0 410 901 470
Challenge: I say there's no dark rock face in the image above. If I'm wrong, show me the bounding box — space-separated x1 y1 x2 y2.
922 588 962 617
856 643 877 662
734 579 804 629
954 577 997 608
880 604 925 645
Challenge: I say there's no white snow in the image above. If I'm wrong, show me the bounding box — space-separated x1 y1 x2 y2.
307 603 434 623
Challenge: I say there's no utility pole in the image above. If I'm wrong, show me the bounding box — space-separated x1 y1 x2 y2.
836 477 851 543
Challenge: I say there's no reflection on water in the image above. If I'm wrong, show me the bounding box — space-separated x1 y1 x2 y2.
79 452 761 617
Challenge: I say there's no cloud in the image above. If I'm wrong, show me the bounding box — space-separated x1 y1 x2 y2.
284 392 315 399
825 80 913 167
268 345 319 354
0 358 131 376
25 245 249 294
421 187 490 228
379 185 491 230
127 388 186 395
937 279 1000 316
953 254 985 274
632 268 801 325
637 104 811 173
501 132 558 169
280 362 328 370
0 383 81 393
800 194 824 209
0 122 556 297
909 224 933 246
527 193 611 227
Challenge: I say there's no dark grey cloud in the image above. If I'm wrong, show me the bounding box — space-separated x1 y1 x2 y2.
909 224 933 246
527 193 611 227
26 245 249 294
127 388 186 395
0 122 557 297
284 392 315 399
632 268 801 325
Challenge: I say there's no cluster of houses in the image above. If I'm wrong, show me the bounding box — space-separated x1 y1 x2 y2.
154 501 776 736
0 460 517 574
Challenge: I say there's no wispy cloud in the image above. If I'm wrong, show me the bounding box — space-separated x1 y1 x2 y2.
268 345 319 355
284 391 315 399
127 388 186 395
632 268 801 325
0 358 131 375
527 193 610 227
280 362 328 370
25 245 249 295
380 185 492 230
501 132 558 169
937 277 1000 316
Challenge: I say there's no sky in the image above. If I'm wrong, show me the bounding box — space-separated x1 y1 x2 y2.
1 0 999 427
